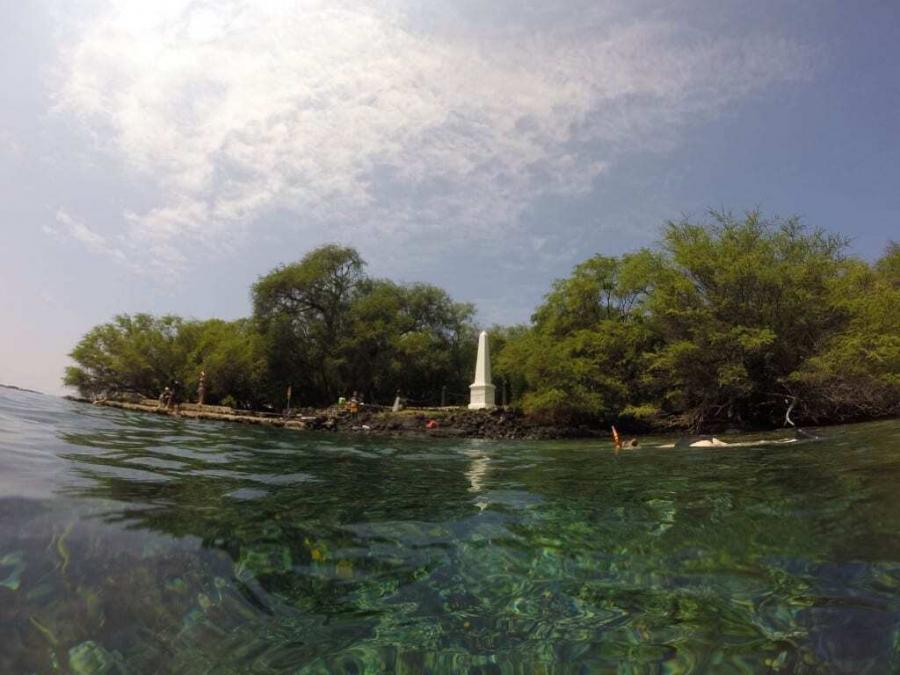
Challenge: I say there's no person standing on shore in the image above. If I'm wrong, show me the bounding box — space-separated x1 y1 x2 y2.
197 371 206 407
168 379 182 416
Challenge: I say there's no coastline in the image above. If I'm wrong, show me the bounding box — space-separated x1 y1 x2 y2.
65 395 880 441
73 398 596 441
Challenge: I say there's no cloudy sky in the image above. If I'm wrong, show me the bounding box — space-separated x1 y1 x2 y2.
2 0 898 395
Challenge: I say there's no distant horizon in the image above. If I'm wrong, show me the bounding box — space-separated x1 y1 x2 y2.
0 383 48 396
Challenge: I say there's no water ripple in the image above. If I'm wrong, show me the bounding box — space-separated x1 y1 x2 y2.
1 388 899 672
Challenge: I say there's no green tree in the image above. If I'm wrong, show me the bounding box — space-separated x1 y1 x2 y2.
182 319 268 408
789 244 900 421
64 314 187 398
251 245 477 406
341 280 476 403
65 216 898 428
488 324 530 405
646 211 849 428
252 245 365 403
499 210 897 430
497 252 660 424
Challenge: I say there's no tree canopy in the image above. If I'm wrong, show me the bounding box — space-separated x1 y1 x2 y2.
496 212 899 429
66 218 900 430
67 245 476 409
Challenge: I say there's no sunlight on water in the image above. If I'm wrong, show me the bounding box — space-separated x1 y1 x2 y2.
1 388 899 672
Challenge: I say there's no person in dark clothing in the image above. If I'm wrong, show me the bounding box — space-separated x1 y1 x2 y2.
167 380 182 415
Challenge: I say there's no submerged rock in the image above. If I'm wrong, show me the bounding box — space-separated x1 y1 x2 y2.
236 544 293 579
68 640 121 674
0 551 25 591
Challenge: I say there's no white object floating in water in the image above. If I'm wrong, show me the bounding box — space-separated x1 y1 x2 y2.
468 330 496 410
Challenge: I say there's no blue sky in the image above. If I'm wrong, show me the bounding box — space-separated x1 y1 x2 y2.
1 0 898 395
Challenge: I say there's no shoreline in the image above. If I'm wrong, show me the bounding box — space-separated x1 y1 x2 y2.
64 396 885 442
75 398 595 441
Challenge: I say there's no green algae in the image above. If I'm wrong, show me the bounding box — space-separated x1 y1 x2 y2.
0 551 25 591
68 640 123 674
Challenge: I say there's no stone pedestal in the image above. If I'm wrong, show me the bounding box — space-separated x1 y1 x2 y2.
469 382 496 410
468 330 496 410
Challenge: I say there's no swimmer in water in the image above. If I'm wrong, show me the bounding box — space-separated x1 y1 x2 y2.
661 430 817 449
675 436 727 448
612 398 821 449
657 397 821 448
611 426 639 452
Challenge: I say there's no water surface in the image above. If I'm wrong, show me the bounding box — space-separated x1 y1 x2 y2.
1 388 899 672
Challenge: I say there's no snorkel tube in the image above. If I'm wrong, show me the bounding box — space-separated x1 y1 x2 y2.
611 425 622 451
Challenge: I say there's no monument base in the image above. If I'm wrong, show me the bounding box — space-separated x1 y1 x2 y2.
468 383 496 410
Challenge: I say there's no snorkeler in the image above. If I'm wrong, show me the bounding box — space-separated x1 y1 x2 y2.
660 397 821 448
613 398 821 450
611 426 638 451
666 435 809 449
673 436 730 448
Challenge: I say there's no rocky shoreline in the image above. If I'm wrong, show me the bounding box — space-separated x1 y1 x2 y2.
74 398 604 441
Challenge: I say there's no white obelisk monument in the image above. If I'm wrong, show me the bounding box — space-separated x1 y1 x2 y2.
468 331 496 410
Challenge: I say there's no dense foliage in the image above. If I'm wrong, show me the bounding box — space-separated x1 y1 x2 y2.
66 246 476 408
66 215 899 429
251 245 476 405
494 252 660 423
64 315 267 408
496 212 899 429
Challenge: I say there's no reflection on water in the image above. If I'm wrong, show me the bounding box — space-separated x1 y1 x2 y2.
1 388 900 672
464 449 491 514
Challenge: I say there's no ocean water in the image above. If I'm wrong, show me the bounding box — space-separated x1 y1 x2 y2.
1 387 899 673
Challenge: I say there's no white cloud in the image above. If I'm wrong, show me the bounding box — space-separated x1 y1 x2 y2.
0 128 22 157
44 208 129 264
50 0 812 271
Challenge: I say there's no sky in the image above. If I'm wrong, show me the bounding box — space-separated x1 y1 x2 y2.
1 0 898 396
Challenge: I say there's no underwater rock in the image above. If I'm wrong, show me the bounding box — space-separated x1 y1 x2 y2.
236 544 292 579
68 640 120 674
0 551 25 591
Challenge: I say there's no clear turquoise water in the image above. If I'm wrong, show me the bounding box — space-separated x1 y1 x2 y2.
1 388 899 673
